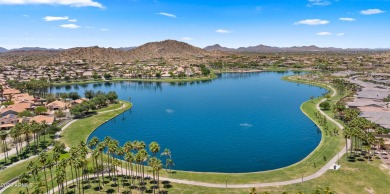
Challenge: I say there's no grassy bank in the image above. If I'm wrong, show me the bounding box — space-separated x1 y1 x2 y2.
61 100 132 148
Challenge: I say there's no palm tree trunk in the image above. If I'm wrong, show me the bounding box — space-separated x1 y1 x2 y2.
43 168 49 193
49 167 54 191
100 152 104 186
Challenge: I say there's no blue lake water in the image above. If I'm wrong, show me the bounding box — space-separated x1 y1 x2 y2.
51 72 326 173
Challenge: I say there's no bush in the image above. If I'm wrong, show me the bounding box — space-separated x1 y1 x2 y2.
18 110 34 117
319 101 331 110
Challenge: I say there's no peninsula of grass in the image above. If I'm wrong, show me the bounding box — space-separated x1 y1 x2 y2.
61 100 132 148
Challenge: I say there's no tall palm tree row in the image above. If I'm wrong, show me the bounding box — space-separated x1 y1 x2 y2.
22 136 170 193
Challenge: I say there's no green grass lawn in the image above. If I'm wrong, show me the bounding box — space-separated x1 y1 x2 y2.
5 154 389 194
96 102 124 113
61 101 132 148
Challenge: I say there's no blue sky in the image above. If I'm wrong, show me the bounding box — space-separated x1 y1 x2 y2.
0 0 389 49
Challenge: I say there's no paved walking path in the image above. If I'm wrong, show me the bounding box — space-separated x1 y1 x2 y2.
46 85 350 192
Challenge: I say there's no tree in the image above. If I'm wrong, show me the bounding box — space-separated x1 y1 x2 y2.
319 101 331 110
38 152 49 193
149 141 160 157
34 106 48 115
64 76 71 82
47 159 55 191
92 72 101 80
27 161 38 181
200 64 211 76
104 73 113 80
32 177 46 194
46 94 56 103
54 109 66 118
68 92 80 100
84 90 95 100
106 91 118 103
0 131 9 163
10 128 20 157
19 173 30 194
18 110 33 117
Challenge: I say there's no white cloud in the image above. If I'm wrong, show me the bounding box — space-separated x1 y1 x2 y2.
59 24 81 29
336 33 345 36
181 37 192 41
157 12 176 18
100 28 109 31
0 0 104 8
68 19 77 22
43 16 69 21
339 17 355 21
216 29 231 33
360 9 386 15
294 19 329 25
317 32 332 36
307 0 331 7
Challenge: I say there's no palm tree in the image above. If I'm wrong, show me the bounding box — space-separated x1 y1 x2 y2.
55 167 66 194
73 157 83 193
116 147 125 178
155 158 162 193
53 151 60 168
88 136 99 150
38 152 49 193
58 158 69 194
149 141 160 157
47 159 55 191
113 158 120 193
0 131 9 163
96 142 105 186
10 127 20 157
27 161 37 181
32 176 46 194
92 149 101 192
167 159 175 173
125 152 135 185
19 173 30 194
21 123 31 151
161 148 171 172
148 157 158 193
343 127 351 158
123 141 133 178
30 121 40 154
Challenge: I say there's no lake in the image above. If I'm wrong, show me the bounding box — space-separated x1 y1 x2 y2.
51 72 326 173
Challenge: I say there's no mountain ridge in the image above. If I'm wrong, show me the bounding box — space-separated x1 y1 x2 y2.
204 44 389 52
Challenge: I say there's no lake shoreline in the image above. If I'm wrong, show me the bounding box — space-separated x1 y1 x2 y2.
54 72 342 181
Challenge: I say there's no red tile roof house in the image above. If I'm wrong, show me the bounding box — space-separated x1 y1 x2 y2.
46 101 67 111
30 115 55 125
0 114 19 130
0 102 32 117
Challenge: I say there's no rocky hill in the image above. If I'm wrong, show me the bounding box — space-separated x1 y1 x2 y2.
0 40 227 66
127 40 220 60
